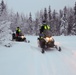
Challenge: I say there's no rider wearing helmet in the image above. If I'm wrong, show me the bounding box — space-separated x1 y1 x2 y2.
16 27 21 36
39 20 50 38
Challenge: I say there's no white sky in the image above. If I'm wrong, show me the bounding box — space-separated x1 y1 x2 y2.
1 0 76 18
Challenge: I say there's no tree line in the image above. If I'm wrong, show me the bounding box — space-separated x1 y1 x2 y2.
0 0 76 36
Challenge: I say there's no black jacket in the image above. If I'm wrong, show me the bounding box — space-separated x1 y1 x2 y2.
40 24 50 34
40 25 44 33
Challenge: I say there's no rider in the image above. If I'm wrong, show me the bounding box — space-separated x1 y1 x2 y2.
39 20 50 38
16 27 21 37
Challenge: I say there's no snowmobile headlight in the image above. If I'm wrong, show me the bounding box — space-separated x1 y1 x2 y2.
45 37 53 42
49 37 53 41
21 36 25 39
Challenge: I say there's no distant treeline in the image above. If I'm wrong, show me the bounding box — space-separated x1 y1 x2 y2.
0 0 76 35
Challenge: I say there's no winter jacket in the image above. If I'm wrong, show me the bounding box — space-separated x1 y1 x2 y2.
40 24 50 34
16 28 21 36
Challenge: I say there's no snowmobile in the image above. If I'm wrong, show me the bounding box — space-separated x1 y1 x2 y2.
38 31 61 53
12 32 26 42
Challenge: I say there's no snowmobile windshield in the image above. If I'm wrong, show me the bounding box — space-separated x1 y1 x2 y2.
43 30 52 37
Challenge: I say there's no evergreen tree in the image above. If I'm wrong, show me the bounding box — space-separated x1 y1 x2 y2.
48 5 52 21
0 0 5 15
44 8 47 22
52 10 58 35
68 15 74 35
58 10 64 35
35 18 39 35
59 10 63 18
28 12 33 34
48 6 52 34
67 8 74 35
0 0 8 21
60 6 68 35
1 0 5 12
0 21 12 44
72 2 76 35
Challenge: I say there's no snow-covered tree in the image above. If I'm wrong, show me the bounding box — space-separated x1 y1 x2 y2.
0 21 12 46
0 0 8 21
67 8 74 35
48 5 52 21
0 0 5 15
60 6 68 35
48 6 53 34
72 2 76 35
0 0 76 36
34 18 40 35
43 8 48 22
51 10 59 35
26 12 33 34
10 12 22 32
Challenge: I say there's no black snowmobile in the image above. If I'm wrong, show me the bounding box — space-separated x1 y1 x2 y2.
12 32 26 42
38 31 61 53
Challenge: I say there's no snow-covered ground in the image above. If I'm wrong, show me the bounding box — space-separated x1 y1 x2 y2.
0 35 76 75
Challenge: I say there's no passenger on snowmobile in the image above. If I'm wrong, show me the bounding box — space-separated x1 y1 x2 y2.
39 20 50 39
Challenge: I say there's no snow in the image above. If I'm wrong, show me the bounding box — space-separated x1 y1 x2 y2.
0 35 76 75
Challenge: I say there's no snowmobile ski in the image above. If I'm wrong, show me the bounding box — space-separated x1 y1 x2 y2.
54 45 61 51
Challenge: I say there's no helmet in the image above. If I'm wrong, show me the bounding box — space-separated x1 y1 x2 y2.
17 27 20 29
42 20 46 24
42 20 46 23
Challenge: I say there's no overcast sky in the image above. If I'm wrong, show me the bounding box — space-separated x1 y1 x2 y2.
1 0 76 18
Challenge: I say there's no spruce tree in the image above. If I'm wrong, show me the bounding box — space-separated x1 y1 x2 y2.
44 8 47 22
72 2 76 35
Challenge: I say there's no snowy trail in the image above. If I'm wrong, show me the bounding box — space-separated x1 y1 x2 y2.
26 36 76 75
0 36 76 75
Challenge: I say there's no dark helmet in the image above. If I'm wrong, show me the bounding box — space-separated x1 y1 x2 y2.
17 27 20 29
42 20 46 23
42 20 46 25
